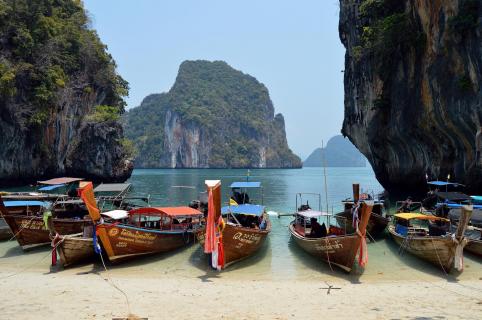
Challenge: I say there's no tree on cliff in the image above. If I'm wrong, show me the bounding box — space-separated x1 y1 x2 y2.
124 60 302 169
0 0 133 183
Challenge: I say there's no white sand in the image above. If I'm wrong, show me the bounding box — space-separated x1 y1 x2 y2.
1 266 481 320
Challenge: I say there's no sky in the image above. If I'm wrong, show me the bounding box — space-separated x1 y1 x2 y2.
83 0 346 160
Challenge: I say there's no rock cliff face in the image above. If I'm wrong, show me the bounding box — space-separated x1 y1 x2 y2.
124 60 301 168
304 135 366 167
339 0 481 194
0 0 133 185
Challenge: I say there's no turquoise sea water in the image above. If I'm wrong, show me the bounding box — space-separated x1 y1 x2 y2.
0 167 481 284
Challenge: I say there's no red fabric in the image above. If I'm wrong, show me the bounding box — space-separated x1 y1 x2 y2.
204 190 216 253
358 234 368 267
51 233 61 266
217 216 225 269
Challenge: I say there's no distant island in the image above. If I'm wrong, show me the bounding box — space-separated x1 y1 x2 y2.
124 60 301 168
303 135 366 167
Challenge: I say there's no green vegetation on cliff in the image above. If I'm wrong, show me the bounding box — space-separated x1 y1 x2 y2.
124 60 301 168
0 0 133 184
0 0 128 124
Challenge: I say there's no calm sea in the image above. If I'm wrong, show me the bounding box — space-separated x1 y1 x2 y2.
1 167 481 283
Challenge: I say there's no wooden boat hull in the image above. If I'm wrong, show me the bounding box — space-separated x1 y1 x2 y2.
2 215 89 249
289 223 360 272
57 234 94 267
0 218 13 240
197 223 270 267
336 210 389 238
465 239 482 257
97 223 196 262
388 225 457 272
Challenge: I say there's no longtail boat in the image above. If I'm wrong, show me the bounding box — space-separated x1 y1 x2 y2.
0 180 140 250
79 182 203 262
388 206 472 272
0 195 89 249
335 194 389 238
52 210 128 267
197 180 271 269
447 207 482 257
289 188 373 273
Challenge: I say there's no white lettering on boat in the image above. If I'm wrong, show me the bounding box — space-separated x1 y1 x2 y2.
315 240 343 252
19 219 46 230
233 232 262 245
110 228 157 245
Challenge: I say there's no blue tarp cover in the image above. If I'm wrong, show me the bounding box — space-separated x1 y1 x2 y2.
38 184 65 191
221 204 265 216
438 202 482 209
230 182 261 188
4 201 50 208
428 181 459 186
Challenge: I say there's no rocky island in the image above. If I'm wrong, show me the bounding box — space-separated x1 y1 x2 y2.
0 0 133 185
339 0 481 194
303 135 366 167
124 60 301 168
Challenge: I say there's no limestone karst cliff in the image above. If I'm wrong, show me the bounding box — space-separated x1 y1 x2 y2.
339 0 481 194
124 60 301 168
0 0 133 185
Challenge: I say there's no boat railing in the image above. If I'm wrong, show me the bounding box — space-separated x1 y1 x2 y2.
395 201 423 213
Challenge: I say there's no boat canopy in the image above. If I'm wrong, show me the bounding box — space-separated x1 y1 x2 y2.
38 177 84 185
38 184 65 191
94 183 131 193
428 181 463 187
56 199 84 205
129 206 203 218
221 204 265 216
470 195 482 202
230 182 261 189
394 213 448 221
101 210 129 220
296 210 331 219
435 192 471 202
3 200 50 208
449 208 482 227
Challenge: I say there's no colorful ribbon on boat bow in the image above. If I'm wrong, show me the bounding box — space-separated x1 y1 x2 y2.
204 188 225 270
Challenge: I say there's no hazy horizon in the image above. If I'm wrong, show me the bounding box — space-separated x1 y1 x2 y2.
83 0 346 160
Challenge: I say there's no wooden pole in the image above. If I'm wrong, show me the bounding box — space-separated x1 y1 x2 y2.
353 183 360 203
456 205 472 240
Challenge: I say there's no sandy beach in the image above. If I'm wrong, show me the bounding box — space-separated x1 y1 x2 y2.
1 239 481 320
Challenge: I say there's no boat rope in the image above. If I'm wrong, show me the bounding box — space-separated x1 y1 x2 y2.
323 237 334 272
4 214 40 242
0 237 65 280
365 229 482 301
430 237 448 276
98 251 132 316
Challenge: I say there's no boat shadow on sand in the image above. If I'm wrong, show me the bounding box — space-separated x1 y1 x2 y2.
287 238 364 284
50 242 199 275
384 237 464 282
188 237 272 282
0 242 50 259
